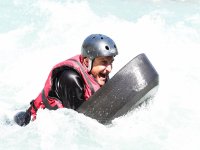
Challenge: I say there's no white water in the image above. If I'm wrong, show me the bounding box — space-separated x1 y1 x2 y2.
0 0 200 149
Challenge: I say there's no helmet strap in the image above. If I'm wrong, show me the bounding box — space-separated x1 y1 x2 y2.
87 59 94 72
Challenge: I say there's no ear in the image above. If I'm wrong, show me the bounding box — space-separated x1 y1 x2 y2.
83 57 89 67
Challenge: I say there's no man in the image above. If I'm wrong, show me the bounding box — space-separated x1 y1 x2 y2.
14 34 118 126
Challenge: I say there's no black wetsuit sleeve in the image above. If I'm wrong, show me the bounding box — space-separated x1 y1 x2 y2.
50 68 85 110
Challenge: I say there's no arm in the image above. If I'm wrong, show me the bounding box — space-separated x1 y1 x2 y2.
51 68 85 110
14 68 85 126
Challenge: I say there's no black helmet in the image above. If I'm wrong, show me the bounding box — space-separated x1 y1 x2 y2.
81 34 118 60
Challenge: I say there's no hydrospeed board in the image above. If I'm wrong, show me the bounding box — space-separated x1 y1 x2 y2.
77 53 159 124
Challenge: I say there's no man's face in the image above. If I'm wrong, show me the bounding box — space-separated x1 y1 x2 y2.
91 56 114 86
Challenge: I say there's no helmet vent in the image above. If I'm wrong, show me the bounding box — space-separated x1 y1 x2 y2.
101 37 104 39
105 45 109 50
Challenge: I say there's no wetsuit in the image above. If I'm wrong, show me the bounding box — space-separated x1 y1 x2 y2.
49 67 85 110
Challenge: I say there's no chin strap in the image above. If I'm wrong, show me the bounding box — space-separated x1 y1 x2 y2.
87 59 94 72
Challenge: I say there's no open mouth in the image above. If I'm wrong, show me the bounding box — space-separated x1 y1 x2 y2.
99 73 107 80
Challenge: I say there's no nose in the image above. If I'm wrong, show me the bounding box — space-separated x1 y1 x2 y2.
105 64 112 73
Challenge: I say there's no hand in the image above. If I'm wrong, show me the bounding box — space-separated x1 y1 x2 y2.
14 110 31 126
